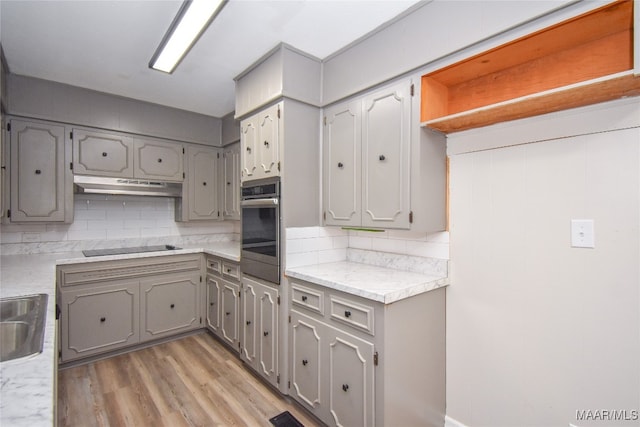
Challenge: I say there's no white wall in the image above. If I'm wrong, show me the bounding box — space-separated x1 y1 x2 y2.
0 193 238 254
446 98 640 426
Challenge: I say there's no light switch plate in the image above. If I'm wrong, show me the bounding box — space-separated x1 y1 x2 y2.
571 219 595 248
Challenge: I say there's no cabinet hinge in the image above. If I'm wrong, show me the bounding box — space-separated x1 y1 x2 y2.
409 211 414 224
288 315 291 323
323 211 326 221
277 106 281 119
374 351 379 366
200 317 202 324
323 116 326 126
69 131 73 140
6 209 10 218
410 84 415 97
277 296 280 305
277 374 280 384
6 122 11 132
182 172 185 179
69 162 73 171
277 161 281 172
238 290 241 297
200 275 203 283
217 152 220 159
182 147 185 154
58 349 62 360
288 380 291 389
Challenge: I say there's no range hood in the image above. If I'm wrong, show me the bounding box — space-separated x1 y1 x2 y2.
74 175 182 197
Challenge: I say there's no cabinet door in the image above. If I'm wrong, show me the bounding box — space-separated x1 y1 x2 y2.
72 128 133 177
323 101 361 226
140 272 200 341
290 311 324 415
240 118 258 181
241 279 258 365
327 327 375 427
206 275 222 334
9 119 72 222
361 81 411 229
187 144 220 220
220 279 240 351
60 282 139 362
223 143 241 219
257 282 279 387
256 104 280 179
133 137 183 181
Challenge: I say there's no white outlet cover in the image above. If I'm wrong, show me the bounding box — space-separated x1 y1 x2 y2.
571 219 595 248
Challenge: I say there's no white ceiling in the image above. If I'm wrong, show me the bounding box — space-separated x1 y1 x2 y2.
0 0 421 118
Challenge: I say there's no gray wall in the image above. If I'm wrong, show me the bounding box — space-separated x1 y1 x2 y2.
221 111 240 146
6 74 221 146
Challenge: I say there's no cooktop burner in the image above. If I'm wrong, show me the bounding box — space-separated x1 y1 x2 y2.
82 245 181 257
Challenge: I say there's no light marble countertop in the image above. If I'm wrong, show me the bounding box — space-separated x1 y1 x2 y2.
0 242 240 427
285 260 449 304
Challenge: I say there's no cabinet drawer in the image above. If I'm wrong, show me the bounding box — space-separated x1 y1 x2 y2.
222 262 240 281
291 283 324 315
207 257 222 275
329 296 374 335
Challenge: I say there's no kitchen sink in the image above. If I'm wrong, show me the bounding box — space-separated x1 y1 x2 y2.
0 294 48 362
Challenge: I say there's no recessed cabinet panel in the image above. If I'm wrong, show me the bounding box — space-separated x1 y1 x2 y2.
328 328 375 427
10 119 71 222
291 311 323 412
223 143 241 219
258 285 278 381
362 83 411 229
221 280 240 349
188 145 220 219
242 281 258 364
140 273 200 341
134 137 183 181
241 121 258 180
206 275 222 333
73 128 133 177
323 102 361 226
61 282 139 362
257 107 279 177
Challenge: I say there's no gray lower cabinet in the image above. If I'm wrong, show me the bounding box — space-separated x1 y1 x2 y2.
240 274 279 388
58 254 203 363
289 279 446 427
140 272 201 341
60 281 139 362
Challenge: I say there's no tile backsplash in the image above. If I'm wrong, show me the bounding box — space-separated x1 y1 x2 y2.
0 194 239 254
285 226 449 269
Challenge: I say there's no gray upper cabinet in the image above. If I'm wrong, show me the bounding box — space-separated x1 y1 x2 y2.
241 103 281 182
323 79 411 229
133 137 183 182
222 142 240 220
72 128 133 177
234 44 321 119
178 144 221 221
9 118 73 223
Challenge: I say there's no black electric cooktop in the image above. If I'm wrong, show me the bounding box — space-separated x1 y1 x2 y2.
82 245 181 257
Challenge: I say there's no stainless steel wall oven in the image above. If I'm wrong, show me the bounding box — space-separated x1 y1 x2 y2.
240 177 280 284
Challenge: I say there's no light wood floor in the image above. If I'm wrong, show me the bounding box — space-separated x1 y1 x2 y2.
58 332 322 427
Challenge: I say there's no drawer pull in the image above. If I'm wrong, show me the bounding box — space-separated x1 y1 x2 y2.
100 317 106 323
344 310 352 318
379 154 386 161
337 162 344 168
226 312 231 316
102 152 108 157
342 384 349 392
35 169 41 175
170 304 175 309
301 295 308 302
302 359 308 366
263 331 269 337
157 158 163 163
263 140 269 147
246 320 251 325
202 182 207 186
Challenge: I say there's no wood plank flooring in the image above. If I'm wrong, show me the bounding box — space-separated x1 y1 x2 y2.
58 332 322 427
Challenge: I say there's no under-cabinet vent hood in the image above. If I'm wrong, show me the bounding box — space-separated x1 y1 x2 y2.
73 175 182 197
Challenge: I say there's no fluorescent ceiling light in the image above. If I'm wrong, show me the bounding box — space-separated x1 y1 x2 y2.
149 0 226 74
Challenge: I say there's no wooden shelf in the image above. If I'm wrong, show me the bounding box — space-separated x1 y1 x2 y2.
421 0 637 134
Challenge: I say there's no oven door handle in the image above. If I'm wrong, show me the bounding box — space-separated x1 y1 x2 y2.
241 198 279 207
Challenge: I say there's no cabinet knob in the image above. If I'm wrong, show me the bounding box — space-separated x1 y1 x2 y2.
226 312 231 316
170 303 175 309
34 169 41 175
342 384 349 392
202 182 207 186
379 155 386 161
227 182 231 185
302 359 308 366
344 310 351 318
100 317 106 323
263 140 269 147
246 147 251 153
246 320 251 325
102 152 108 157
301 295 308 302
263 331 269 337
210 302 214 306
157 158 163 163
337 162 344 168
